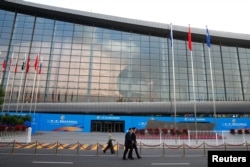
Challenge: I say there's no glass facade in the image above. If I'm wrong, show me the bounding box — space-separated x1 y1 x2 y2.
1 9 250 106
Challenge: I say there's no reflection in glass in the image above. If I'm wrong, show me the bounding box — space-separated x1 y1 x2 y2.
0 9 249 104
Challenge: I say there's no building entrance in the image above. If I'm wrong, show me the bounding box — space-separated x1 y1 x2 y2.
91 120 124 132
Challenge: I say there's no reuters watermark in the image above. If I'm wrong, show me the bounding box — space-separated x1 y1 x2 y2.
208 151 249 167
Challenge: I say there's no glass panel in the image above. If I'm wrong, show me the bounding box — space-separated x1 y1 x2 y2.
1 8 249 105
221 46 242 100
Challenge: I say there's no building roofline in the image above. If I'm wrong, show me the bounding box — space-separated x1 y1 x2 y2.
1 0 250 48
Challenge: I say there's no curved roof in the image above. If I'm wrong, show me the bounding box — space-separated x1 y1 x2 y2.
2 0 250 114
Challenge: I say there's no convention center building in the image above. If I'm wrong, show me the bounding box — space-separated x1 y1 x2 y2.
1 0 250 133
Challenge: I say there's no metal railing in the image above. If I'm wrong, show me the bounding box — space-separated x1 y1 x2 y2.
136 130 250 146
0 140 249 156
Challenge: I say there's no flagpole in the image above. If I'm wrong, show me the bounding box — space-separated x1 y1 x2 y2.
0 52 1 82
16 54 26 113
0 52 3 84
7 55 18 112
21 55 30 114
1 59 7 113
170 23 177 130
190 50 198 137
29 67 37 114
208 47 217 123
29 54 39 114
0 65 2 84
21 73 28 114
0 68 2 85
7 70 14 112
206 26 217 127
34 57 42 115
30 71 36 113
188 25 198 141
1 52 14 114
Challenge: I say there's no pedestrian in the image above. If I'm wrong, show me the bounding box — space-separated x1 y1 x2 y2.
128 127 141 159
103 129 116 154
123 128 133 160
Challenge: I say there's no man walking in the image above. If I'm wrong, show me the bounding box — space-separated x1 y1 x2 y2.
123 128 133 160
128 127 141 159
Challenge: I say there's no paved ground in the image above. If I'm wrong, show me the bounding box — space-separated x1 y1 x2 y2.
31 131 126 144
0 154 208 167
1 131 249 167
0 131 126 144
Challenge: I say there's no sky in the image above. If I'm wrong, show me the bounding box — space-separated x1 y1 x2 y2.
24 0 250 35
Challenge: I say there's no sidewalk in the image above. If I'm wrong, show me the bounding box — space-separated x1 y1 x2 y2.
31 131 126 144
0 131 126 144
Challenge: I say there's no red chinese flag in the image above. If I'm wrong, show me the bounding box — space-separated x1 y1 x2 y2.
26 56 30 73
188 25 192 51
2 59 6 71
34 54 39 70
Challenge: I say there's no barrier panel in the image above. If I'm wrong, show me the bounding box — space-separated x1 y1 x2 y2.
0 126 31 143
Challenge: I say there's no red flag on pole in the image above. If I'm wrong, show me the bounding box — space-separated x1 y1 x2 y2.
188 25 192 51
34 54 39 70
26 56 30 73
2 59 6 71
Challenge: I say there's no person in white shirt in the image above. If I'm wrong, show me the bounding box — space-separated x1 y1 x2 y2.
103 129 116 154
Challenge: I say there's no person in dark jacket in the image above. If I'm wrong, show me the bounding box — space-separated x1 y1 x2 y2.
122 128 133 160
128 127 141 159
